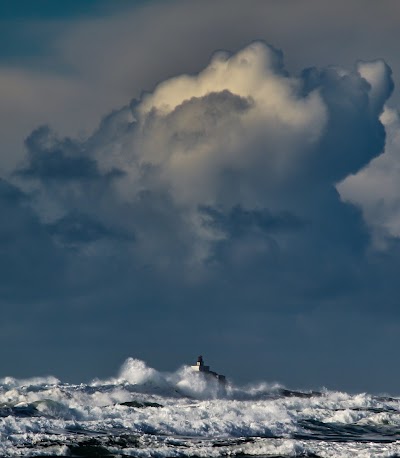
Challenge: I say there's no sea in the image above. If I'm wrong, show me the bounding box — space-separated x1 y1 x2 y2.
1 358 400 457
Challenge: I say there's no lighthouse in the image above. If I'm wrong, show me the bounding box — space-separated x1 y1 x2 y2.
191 355 226 384
191 355 210 372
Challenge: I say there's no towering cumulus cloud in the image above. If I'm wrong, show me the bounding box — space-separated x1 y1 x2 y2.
17 43 392 281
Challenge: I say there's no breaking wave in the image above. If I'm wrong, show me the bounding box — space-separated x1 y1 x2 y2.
1 358 400 457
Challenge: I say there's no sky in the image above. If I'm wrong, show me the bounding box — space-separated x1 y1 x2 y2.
2 0 400 394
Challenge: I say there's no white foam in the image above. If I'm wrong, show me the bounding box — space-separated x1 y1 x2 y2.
0 375 60 389
1 358 400 456
118 358 168 386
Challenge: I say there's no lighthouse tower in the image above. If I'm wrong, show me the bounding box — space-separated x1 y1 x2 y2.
190 356 226 385
191 355 210 373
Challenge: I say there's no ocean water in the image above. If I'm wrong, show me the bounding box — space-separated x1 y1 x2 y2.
1 358 400 457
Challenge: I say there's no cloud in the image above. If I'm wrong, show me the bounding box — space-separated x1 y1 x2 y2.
338 107 400 246
19 126 104 181
0 178 63 301
46 211 134 247
199 205 305 238
0 66 108 174
132 44 326 210
11 42 392 288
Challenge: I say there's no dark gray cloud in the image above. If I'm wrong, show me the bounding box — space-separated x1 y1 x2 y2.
46 211 134 247
199 205 305 238
18 125 122 182
0 178 63 301
302 63 390 182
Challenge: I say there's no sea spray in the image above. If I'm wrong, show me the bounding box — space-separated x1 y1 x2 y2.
1 358 400 457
